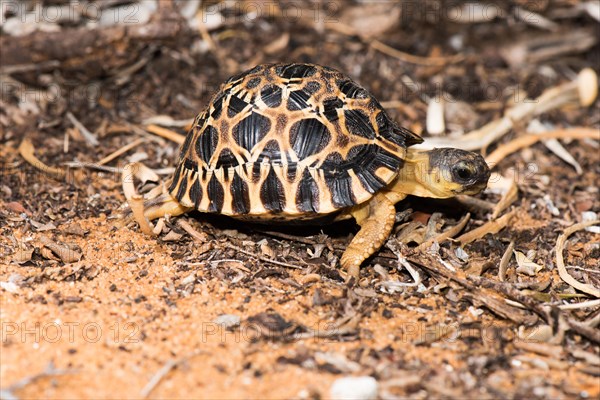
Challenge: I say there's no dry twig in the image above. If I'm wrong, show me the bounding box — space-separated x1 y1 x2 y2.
0 363 72 400
456 209 518 245
498 241 515 281
97 138 146 166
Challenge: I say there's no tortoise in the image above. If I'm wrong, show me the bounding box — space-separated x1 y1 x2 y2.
133 63 490 280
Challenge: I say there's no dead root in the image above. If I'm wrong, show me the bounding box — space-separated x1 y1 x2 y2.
555 220 600 298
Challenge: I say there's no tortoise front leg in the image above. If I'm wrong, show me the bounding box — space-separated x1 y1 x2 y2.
340 192 400 281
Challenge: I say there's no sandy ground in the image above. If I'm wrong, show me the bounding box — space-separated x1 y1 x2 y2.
1 1 599 399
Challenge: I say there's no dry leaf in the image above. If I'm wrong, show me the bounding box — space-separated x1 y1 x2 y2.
162 230 183 241
337 3 401 38
518 324 553 342
13 248 34 264
264 33 289 55
259 240 277 259
514 250 543 276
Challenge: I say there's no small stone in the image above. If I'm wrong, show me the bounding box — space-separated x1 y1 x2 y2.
0 281 19 294
214 314 241 329
181 272 196 285
330 376 378 400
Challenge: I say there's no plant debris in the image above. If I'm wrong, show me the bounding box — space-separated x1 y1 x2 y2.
1 1 598 398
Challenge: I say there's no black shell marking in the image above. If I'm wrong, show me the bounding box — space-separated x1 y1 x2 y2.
207 174 224 212
176 170 189 201
233 111 271 152
246 77 261 89
260 167 285 212
296 168 319 212
258 139 282 162
289 118 331 159
231 171 250 214
188 176 203 207
227 95 250 118
323 98 343 122
195 125 218 164
338 80 368 99
261 85 282 108
286 89 312 111
276 64 317 79
325 169 355 208
216 148 238 169
210 93 226 120
344 109 375 139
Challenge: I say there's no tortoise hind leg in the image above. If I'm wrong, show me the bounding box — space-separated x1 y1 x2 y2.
340 192 399 281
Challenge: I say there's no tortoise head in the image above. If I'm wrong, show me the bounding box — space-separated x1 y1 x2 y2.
398 148 491 198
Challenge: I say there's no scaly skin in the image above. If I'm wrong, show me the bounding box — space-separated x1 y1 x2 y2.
340 192 401 281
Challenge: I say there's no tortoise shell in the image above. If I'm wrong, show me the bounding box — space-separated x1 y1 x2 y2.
168 63 423 218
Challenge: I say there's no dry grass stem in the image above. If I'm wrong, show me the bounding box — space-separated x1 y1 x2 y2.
370 39 464 66
144 124 186 144
176 219 209 243
492 179 519 219
176 219 213 255
141 116 194 128
486 128 599 166
97 138 146 166
18 138 66 180
66 112 99 146
558 299 600 310
140 350 204 398
456 209 518 245
555 220 600 298
225 243 302 270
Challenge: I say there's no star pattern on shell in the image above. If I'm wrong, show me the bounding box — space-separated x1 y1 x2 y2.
168 63 423 219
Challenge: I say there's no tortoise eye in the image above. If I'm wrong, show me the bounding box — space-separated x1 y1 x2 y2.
452 162 474 182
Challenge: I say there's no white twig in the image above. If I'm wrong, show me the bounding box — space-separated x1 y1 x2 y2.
558 299 600 310
66 112 99 147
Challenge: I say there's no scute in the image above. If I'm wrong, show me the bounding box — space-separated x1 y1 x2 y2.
233 111 271 152
171 63 417 218
289 118 331 159
194 125 218 164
